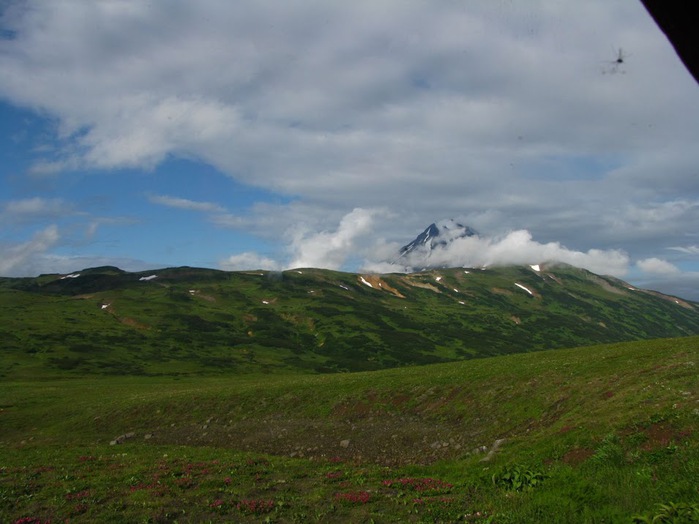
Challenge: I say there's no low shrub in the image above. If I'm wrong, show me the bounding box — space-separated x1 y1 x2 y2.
492 465 547 492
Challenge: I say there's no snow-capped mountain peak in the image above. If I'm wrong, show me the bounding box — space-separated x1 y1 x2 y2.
398 219 478 262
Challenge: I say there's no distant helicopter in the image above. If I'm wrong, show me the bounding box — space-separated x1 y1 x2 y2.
602 47 629 74
614 48 627 65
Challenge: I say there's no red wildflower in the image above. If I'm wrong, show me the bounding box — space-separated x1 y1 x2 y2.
334 491 372 504
236 498 275 514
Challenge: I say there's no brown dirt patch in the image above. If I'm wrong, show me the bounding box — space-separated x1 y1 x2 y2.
561 447 594 466
118 316 151 331
640 422 692 451
146 414 486 467
404 277 441 293
390 393 411 408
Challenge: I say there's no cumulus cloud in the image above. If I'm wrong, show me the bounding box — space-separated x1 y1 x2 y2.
287 208 377 270
77 96 240 171
0 225 60 275
216 207 381 271
636 257 681 275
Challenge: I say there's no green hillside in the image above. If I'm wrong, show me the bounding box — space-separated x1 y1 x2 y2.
1 264 699 378
1 337 697 522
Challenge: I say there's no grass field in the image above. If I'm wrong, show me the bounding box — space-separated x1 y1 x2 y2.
2 336 698 522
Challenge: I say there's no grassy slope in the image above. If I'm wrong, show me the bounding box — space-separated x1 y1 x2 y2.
1 337 698 522
2 264 699 378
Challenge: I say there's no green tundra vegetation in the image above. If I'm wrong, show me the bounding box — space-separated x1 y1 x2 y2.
1 266 698 522
1 264 699 378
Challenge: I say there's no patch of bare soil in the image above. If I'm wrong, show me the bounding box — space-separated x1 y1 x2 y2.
561 447 594 466
119 317 151 330
143 413 497 466
403 277 441 293
191 291 216 302
640 422 692 451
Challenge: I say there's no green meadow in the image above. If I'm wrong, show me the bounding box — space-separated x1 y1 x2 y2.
2 337 698 523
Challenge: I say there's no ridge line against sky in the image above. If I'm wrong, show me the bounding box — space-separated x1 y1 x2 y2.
2 1 699 299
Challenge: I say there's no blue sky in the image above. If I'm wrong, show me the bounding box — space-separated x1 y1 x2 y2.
2 1 699 299
2 104 287 269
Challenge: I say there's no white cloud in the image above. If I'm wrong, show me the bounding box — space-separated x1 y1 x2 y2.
209 213 249 229
148 194 226 214
216 207 381 271
287 207 377 270
78 95 240 171
2 1 694 211
636 257 681 276
0 225 60 275
222 214 630 279
220 252 280 272
669 245 699 255
364 229 630 277
1 197 74 223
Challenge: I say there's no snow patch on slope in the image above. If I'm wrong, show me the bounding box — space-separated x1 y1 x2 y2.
515 283 534 295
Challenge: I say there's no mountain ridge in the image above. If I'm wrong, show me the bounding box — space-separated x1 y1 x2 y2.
2 263 699 378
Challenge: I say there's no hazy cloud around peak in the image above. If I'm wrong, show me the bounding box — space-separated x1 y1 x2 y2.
363 228 630 277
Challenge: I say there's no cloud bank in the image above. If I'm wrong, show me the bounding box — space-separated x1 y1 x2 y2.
366 229 630 277
216 208 632 278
